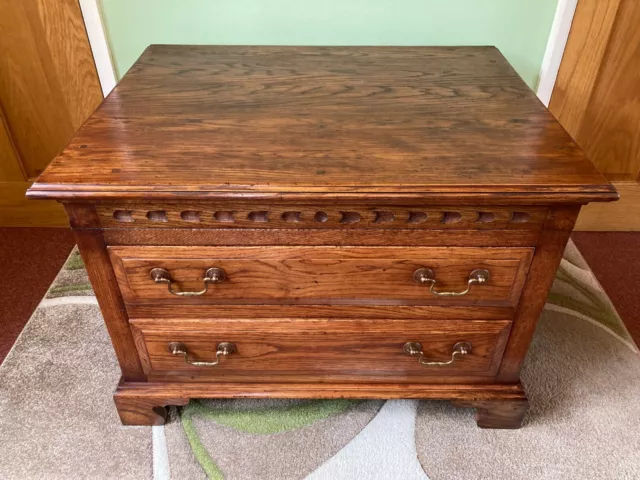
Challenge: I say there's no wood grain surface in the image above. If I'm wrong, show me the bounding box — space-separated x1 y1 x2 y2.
451 397 528 429
114 380 526 426
28 46 615 202
0 181 68 227
549 0 622 139
125 304 514 320
0 109 24 182
46 47 617 429
130 318 511 381
72 217 146 382
96 203 548 230
551 0 640 180
0 0 102 178
116 380 526 400
102 227 542 248
575 181 640 230
109 246 533 307
1 0 101 225
497 226 575 382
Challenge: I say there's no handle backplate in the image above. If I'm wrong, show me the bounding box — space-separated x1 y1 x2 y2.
403 341 471 366
169 341 236 367
413 268 490 297
151 267 226 296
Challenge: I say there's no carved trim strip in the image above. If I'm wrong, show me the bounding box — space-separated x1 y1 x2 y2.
97 205 547 229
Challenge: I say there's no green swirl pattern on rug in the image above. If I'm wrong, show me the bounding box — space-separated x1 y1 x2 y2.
180 399 360 479
163 398 386 479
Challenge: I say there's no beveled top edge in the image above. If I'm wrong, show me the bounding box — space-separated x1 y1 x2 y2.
26 182 619 204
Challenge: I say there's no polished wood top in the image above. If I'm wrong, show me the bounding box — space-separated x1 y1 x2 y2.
29 45 616 202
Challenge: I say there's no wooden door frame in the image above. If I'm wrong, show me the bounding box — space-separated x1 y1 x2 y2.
548 0 640 230
537 0 579 106
0 0 105 226
79 0 117 96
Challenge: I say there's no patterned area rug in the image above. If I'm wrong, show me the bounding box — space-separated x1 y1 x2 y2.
0 241 638 479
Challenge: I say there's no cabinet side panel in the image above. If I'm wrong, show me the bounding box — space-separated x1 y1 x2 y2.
66 204 146 381
496 206 579 382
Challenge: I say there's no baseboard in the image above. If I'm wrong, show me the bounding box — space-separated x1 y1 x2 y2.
0 181 67 227
575 181 640 231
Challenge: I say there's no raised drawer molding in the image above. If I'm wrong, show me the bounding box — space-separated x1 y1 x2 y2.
27 46 617 429
108 246 534 307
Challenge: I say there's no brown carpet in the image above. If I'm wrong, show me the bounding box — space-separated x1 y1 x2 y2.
0 228 75 363
572 232 640 344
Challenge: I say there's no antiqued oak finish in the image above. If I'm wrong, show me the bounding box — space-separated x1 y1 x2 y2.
28 46 617 429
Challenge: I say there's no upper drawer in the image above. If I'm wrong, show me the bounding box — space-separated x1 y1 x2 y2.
109 246 533 307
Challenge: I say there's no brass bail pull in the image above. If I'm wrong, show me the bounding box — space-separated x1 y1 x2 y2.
403 341 472 366
413 268 490 297
168 342 236 367
150 267 226 296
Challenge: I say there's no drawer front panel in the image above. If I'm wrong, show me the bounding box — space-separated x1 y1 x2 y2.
131 318 512 382
110 246 533 307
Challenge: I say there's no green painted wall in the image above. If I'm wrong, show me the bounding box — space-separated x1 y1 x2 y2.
100 0 558 89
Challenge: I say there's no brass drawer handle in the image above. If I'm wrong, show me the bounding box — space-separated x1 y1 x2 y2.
403 341 471 366
413 268 490 297
150 267 226 296
168 341 236 367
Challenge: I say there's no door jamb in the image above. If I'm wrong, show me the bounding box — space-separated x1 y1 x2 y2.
79 0 117 96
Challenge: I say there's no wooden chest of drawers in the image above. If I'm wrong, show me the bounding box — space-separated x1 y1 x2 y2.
28 46 617 429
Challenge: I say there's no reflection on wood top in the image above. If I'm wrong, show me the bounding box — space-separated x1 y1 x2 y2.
29 45 616 202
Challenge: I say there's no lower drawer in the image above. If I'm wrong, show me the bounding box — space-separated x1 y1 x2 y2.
130 318 511 383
